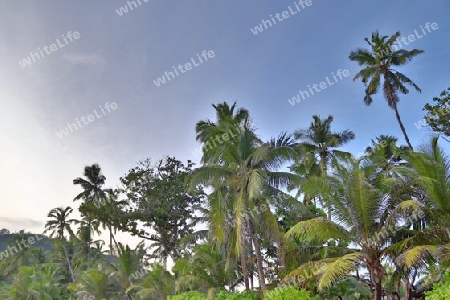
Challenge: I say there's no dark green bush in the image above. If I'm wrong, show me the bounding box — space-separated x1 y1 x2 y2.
425 272 450 299
168 291 207 300
264 285 311 300
215 289 260 299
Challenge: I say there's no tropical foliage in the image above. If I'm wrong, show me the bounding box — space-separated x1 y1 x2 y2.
0 30 448 300
424 87 450 141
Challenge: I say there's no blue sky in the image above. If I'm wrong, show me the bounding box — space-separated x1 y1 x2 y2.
1 0 449 240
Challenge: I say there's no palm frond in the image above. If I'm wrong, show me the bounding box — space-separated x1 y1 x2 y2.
318 252 363 290
285 217 350 242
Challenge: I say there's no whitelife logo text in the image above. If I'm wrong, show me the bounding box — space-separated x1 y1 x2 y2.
18 31 81 68
153 50 215 87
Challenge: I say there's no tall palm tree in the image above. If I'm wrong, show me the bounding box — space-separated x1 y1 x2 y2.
192 101 253 290
190 102 299 292
44 206 77 240
293 115 355 219
73 164 109 256
349 31 424 149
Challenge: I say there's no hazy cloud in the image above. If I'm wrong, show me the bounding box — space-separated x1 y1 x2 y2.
64 53 106 65
0 217 43 229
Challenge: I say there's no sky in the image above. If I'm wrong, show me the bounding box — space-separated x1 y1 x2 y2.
0 0 449 244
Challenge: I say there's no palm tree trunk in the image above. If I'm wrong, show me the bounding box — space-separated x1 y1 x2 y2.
240 229 250 290
62 241 75 282
320 153 332 220
108 224 113 255
112 228 119 250
87 218 92 258
240 252 249 290
405 280 412 300
277 241 285 275
368 257 384 300
405 269 416 300
393 105 413 149
249 221 266 292
374 282 382 300
326 202 332 220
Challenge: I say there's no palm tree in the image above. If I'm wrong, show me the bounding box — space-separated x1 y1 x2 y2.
390 138 450 277
293 115 355 219
68 268 111 299
43 206 78 282
44 206 77 240
192 101 253 290
362 135 411 182
108 241 147 297
130 264 175 300
190 102 299 292
73 164 109 256
72 215 102 265
173 242 238 293
73 164 109 207
284 159 408 300
7 264 66 299
349 31 424 149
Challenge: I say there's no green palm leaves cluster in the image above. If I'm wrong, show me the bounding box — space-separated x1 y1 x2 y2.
284 136 450 299
1 264 67 299
44 207 77 240
173 244 237 294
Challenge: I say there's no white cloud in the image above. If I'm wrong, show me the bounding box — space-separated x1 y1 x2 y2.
0 217 43 229
64 53 106 65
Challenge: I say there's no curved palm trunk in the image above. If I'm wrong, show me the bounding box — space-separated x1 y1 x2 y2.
249 221 266 292
393 105 413 149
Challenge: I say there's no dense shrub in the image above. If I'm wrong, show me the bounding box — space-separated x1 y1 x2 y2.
168 291 207 300
318 277 372 299
215 289 260 299
168 290 260 300
264 285 311 300
425 273 450 299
